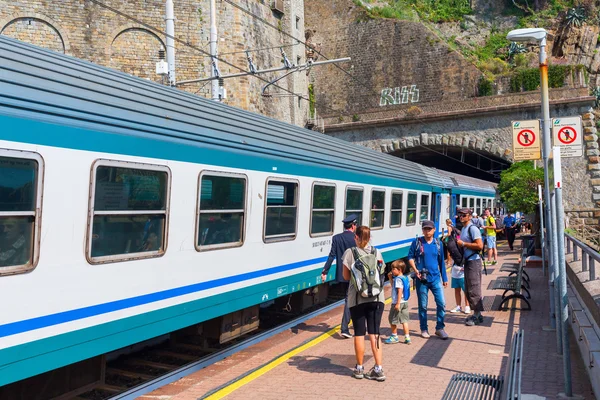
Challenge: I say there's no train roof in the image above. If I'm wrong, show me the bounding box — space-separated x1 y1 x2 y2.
435 169 497 196
0 36 454 191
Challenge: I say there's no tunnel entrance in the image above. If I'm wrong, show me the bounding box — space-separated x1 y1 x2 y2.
390 145 512 182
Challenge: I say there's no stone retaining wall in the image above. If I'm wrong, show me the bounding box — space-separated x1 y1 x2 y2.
0 0 308 126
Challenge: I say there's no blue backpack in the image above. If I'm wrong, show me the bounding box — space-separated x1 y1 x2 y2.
397 275 410 301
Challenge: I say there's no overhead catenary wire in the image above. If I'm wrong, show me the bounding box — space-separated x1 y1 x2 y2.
86 0 325 107
221 0 384 103
219 42 299 56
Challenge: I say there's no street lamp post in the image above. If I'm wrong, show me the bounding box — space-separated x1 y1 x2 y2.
507 28 559 334
507 28 572 397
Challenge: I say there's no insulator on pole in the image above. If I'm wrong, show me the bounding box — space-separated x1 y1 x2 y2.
246 50 257 74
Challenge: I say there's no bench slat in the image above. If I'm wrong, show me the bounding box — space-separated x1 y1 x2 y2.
441 373 503 400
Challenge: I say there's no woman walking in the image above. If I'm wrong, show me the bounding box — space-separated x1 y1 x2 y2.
342 226 386 381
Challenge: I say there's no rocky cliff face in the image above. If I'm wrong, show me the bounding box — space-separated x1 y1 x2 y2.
304 0 483 117
553 24 600 87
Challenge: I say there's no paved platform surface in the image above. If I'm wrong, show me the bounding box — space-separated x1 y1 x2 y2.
143 240 594 400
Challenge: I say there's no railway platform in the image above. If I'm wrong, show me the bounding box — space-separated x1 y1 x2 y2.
141 240 595 400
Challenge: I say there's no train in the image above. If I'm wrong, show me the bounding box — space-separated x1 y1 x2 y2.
0 35 496 393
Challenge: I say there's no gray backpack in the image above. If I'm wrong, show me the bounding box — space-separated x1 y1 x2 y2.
349 247 385 298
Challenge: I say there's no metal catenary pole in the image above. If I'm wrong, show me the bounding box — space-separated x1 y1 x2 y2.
538 184 546 277
210 0 220 101
551 187 563 353
553 146 573 396
538 33 557 331
165 0 176 86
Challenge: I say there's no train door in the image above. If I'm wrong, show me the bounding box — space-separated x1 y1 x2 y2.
431 192 442 234
451 194 457 223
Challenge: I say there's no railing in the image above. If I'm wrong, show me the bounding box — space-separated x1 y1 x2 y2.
566 225 600 252
565 233 600 281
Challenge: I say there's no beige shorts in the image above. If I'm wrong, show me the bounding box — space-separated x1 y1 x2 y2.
388 302 409 325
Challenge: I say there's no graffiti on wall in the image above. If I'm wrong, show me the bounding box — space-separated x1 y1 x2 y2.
380 85 420 106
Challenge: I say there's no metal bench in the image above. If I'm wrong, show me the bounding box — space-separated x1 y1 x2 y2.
441 330 524 400
499 263 531 287
489 256 531 311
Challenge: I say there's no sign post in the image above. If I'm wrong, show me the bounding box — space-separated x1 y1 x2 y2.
553 146 573 396
552 117 583 158
512 120 542 161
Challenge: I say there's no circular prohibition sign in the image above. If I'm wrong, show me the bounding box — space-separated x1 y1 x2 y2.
557 126 577 144
516 129 535 147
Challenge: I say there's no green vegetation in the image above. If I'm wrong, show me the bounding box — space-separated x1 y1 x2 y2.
510 0 575 23
497 161 544 215
509 65 572 92
474 33 510 62
352 0 587 96
354 0 472 22
510 68 540 92
477 77 493 97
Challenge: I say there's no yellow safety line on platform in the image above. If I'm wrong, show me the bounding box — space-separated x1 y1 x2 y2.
206 267 450 399
204 324 340 399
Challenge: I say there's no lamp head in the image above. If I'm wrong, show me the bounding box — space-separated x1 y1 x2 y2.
507 28 547 43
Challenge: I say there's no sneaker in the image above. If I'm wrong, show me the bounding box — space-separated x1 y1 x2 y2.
450 306 462 313
384 335 399 344
404 336 412 344
477 314 484 324
340 331 352 339
435 329 449 340
421 331 430 338
365 366 386 382
352 365 364 379
492 260 497 265
465 315 481 326
464 306 471 314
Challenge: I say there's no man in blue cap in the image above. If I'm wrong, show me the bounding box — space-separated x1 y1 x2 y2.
408 220 449 340
321 214 358 338
503 212 517 251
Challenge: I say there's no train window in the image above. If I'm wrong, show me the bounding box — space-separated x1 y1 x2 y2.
310 183 336 237
461 197 467 207
390 191 403 228
420 194 429 221
0 151 43 276
345 187 363 225
87 160 170 263
197 172 246 251
469 197 475 209
264 179 298 242
406 192 417 226
370 189 385 230
476 198 481 215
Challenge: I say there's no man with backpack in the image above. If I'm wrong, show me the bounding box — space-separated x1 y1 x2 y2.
321 214 359 339
456 208 485 326
407 220 449 340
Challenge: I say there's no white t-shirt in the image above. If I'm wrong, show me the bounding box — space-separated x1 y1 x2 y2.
451 265 464 279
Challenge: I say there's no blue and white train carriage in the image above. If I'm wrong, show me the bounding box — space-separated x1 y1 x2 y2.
0 36 496 387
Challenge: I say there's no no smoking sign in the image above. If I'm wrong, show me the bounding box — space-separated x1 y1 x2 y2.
512 120 541 161
552 117 582 158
